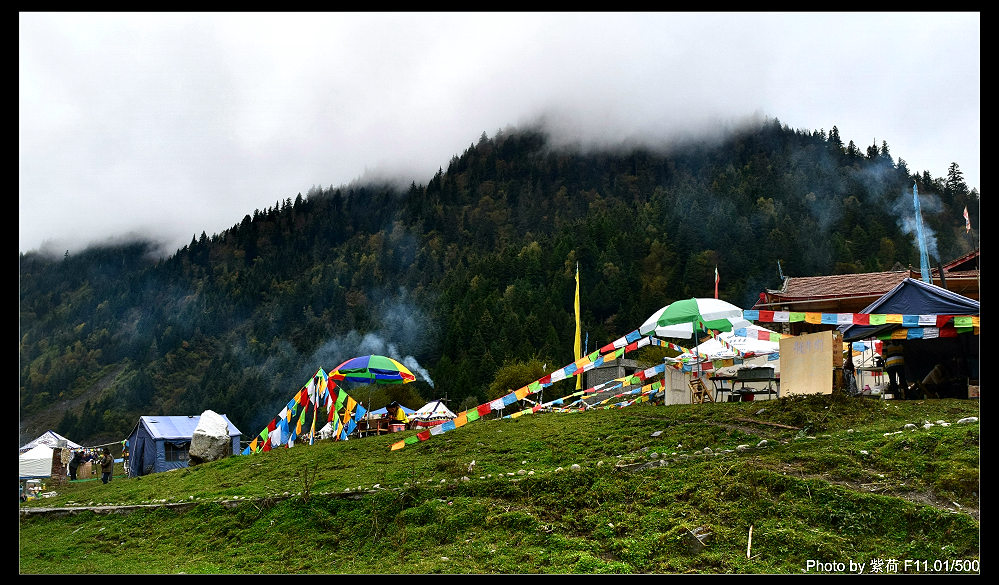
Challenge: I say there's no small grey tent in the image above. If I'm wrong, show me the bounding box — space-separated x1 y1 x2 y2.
127 414 241 477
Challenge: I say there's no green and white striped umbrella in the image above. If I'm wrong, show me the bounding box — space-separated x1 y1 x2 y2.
639 298 751 340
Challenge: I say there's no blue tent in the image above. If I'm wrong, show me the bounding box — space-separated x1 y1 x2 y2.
127 415 241 477
367 404 417 417
839 278 979 342
838 278 979 393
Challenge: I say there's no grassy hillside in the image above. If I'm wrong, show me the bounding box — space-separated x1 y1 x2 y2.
19 394 980 574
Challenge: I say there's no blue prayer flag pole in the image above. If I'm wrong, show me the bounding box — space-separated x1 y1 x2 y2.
913 183 931 283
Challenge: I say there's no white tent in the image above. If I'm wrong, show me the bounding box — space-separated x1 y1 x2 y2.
19 444 55 479
411 400 456 422
19 430 81 453
685 325 781 360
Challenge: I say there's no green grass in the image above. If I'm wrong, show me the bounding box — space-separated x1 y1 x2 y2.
19 394 980 574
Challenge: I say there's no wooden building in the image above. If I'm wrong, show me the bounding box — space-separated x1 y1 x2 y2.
927 248 979 301
754 270 911 335
755 249 980 336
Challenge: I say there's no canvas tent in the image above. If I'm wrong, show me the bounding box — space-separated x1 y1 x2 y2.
659 325 783 405
19 444 56 479
411 400 456 425
19 430 81 453
684 325 781 360
127 415 241 477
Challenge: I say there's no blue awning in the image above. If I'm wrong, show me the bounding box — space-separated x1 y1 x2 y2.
839 278 979 342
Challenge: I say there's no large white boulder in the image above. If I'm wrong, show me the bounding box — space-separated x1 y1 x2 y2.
189 410 232 465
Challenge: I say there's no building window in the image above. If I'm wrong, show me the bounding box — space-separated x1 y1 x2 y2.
165 441 190 462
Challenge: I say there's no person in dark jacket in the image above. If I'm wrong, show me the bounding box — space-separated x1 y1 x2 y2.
99 448 114 484
843 351 859 395
68 450 83 481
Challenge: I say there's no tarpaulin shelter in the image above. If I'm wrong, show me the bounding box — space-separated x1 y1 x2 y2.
127 415 241 477
839 278 979 342
838 278 979 396
19 444 56 479
367 404 417 418
685 325 781 360
19 430 81 453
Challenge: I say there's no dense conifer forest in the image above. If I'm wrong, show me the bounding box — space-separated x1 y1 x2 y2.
18 119 979 445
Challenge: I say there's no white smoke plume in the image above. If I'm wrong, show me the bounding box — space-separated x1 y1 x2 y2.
401 355 435 388
304 292 436 387
892 185 940 261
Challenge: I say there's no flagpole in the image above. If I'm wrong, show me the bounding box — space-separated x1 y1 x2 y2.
913 183 931 283
575 261 582 390
308 377 319 445
964 205 978 294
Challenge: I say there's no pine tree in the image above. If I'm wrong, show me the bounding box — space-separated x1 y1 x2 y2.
828 126 843 151
945 162 968 197
846 140 861 159
879 140 892 164
866 140 879 160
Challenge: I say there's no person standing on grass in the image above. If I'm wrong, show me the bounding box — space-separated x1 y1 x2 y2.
68 450 83 481
843 350 859 396
884 340 908 399
99 447 114 484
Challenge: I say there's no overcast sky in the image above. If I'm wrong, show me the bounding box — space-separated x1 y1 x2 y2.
19 12 980 257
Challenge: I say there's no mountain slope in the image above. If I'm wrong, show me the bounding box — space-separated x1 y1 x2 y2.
18 120 979 445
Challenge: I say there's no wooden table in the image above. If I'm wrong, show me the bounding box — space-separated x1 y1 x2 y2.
357 418 390 437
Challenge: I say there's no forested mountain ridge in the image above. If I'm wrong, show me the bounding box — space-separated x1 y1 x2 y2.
18 119 979 446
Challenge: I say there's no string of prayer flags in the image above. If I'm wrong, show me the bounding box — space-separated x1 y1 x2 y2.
391 309 969 452
745 310 978 329
390 335 671 450
243 371 326 455
879 325 978 340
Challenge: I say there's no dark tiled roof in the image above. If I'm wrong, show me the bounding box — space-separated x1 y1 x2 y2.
769 271 910 300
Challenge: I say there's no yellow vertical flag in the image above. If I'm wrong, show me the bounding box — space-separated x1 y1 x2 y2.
575 262 582 390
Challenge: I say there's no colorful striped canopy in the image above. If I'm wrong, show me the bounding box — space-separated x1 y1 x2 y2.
329 355 416 385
